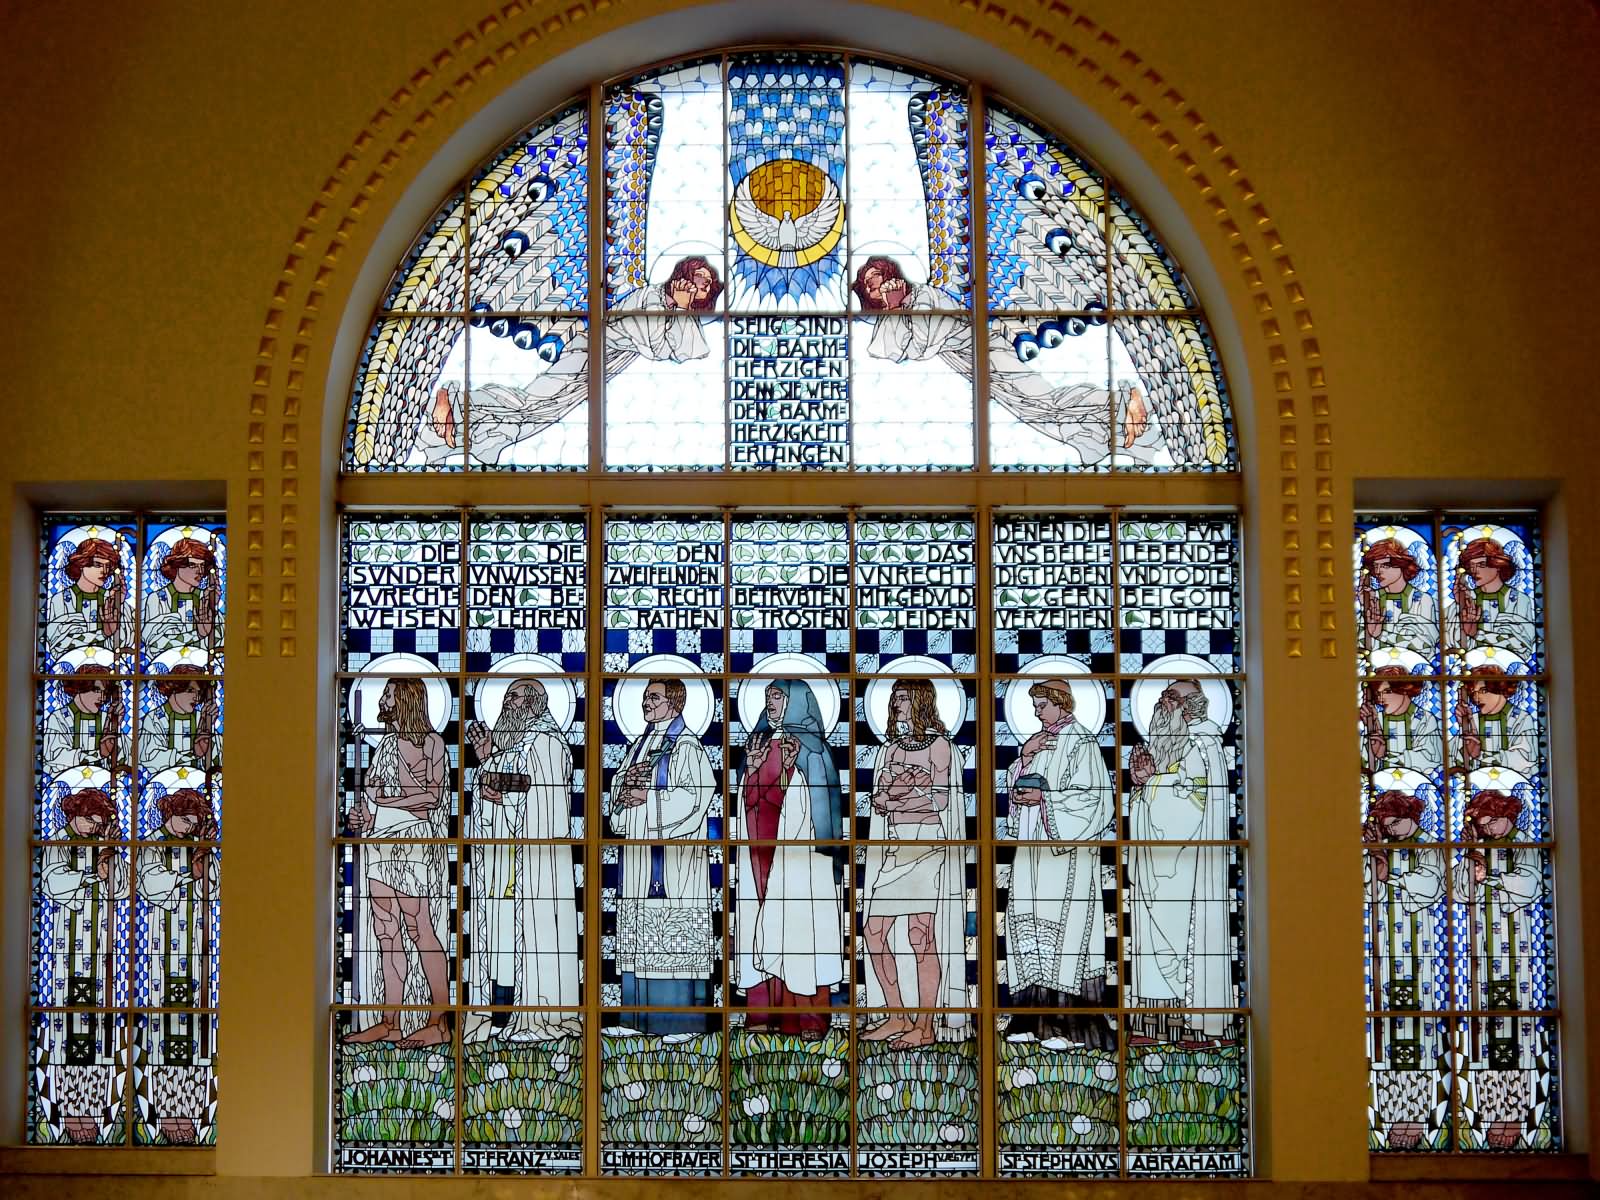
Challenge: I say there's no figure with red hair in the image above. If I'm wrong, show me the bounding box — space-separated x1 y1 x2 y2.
136 787 218 1143
42 665 128 777
1358 666 1440 773
1445 535 1534 662
1454 788 1544 1149
39 787 127 1143
1357 534 1436 657
1361 786 1446 1149
45 532 131 662
1451 666 1535 776
143 532 221 655
143 664 221 774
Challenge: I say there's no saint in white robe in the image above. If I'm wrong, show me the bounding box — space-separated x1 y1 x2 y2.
44 583 131 665
1364 703 1441 775
41 701 130 778
1002 719 1113 999
609 716 717 1026
140 700 221 776
1360 583 1437 658
1445 585 1535 663
1450 702 1536 778
466 716 579 1040
142 583 220 657
1127 718 1233 1036
861 734 967 1011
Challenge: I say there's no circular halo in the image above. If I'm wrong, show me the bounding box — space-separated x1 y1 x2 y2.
152 645 211 673
57 645 118 672
738 652 837 735
1369 766 1431 798
149 765 211 795
148 523 218 552
1130 655 1234 737
864 656 965 742
613 654 714 741
347 652 451 745
1468 766 1530 795
1463 646 1521 672
1450 522 1523 562
1367 646 1429 676
51 764 111 795
1003 655 1104 739
475 654 574 733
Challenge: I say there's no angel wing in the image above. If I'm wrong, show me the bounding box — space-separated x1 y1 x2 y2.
984 105 1231 467
347 105 591 468
908 85 972 299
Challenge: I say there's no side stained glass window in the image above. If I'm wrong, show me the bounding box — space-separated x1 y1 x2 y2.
1356 512 1559 1152
342 55 1236 475
31 512 226 1146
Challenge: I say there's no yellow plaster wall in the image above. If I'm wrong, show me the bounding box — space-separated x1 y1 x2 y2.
1 0 1596 1193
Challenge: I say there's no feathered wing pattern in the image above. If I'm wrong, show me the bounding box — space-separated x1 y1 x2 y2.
983 105 1231 467
604 89 663 299
347 106 590 469
908 85 971 300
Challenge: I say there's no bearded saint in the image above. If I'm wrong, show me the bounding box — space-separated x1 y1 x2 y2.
343 676 450 1048
735 679 844 1038
860 679 967 1048
1001 679 1115 1048
1126 678 1232 1046
462 678 580 1042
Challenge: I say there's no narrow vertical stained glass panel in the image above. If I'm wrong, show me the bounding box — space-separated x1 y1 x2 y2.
854 515 976 671
342 515 462 672
31 511 225 1147
603 517 724 669
1357 510 1558 1153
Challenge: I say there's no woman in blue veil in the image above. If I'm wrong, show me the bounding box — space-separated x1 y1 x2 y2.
748 678 842 840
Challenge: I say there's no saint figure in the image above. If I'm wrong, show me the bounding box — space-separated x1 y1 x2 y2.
44 535 130 663
860 679 967 1048
609 677 718 1034
463 678 580 1042
142 665 221 776
1001 679 1115 1048
143 536 221 656
735 679 844 1038
1445 537 1535 662
1359 666 1441 774
1452 666 1537 777
42 666 127 778
1359 536 1436 656
1126 678 1232 1046
343 677 451 1048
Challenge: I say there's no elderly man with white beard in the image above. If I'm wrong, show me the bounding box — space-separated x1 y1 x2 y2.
1127 678 1232 1048
463 677 580 1042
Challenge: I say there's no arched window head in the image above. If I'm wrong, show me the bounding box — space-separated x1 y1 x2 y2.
343 52 1235 475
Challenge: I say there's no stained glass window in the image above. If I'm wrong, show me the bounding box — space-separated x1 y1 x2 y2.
1355 512 1559 1152
342 54 1235 475
333 44 1247 1181
31 512 226 1146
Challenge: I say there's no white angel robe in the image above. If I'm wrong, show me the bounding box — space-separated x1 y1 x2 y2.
1366 839 1447 1120
136 838 217 1117
141 700 221 776
45 582 131 664
861 282 1162 466
1445 585 1535 663
1453 834 1543 1044
861 735 968 1011
42 701 130 777
1362 583 1437 657
466 719 579 1039
1451 702 1536 777
1003 718 1114 998
609 718 718 986
143 583 218 656
1367 703 1441 774
1127 718 1233 1035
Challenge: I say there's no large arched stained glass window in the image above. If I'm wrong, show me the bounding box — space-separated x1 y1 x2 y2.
333 50 1247 1181
343 53 1234 475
